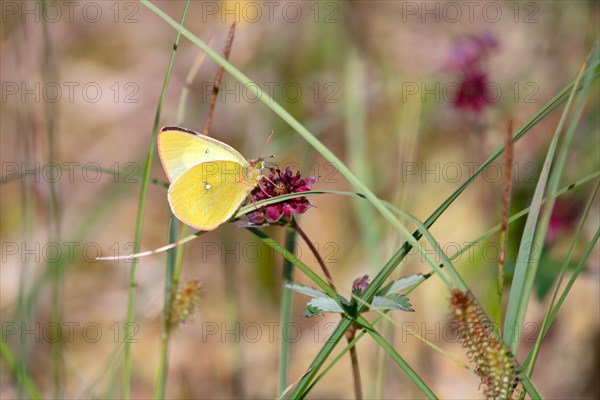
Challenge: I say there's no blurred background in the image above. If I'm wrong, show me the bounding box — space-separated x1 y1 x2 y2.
1 1 599 398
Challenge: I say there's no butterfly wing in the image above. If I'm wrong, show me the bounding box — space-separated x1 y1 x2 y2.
158 126 248 182
168 160 259 231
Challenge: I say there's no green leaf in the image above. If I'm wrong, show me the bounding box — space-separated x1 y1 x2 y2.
304 304 325 318
371 294 414 312
306 297 345 314
377 274 425 297
302 297 346 317
283 283 328 299
285 283 346 317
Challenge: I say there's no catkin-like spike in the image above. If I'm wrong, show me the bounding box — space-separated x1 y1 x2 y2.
168 280 202 329
450 289 520 399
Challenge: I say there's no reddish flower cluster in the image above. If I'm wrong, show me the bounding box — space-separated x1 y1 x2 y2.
247 167 317 225
445 32 498 112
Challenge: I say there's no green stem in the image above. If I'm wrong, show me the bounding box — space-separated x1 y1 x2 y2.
122 2 190 398
40 0 63 396
223 228 244 397
292 219 362 399
346 325 363 400
0 340 43 400
154 219 184 398
356 317 437 399
291 219 337 291
278 228 297 398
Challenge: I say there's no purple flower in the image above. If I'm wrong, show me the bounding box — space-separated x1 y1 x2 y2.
444 32 499 72
247 167 317 225
352 275 370 296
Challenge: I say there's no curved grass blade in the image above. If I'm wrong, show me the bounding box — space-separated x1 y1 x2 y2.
122 2 191 398
290 77 596 397
503 47 598 352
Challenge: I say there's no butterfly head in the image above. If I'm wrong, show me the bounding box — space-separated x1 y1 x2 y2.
249 154 275 172
252 158 265 171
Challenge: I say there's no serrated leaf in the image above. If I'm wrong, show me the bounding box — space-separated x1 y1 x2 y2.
304 304 324 317
307 297 344 313
376 274 425 297
284 283 328 298
371 294 414 312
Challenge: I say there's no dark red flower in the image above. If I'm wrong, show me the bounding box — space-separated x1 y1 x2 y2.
445 32 498 113
453 69 492 112
247 167 317 225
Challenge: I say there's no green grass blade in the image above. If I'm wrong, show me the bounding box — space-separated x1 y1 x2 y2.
122 2 190 398
246 228 337 300
297 176 596 398
154 29 204 397
543 226 600 336
344 48 380 257
356 316 438 399
138 0 464 291
290 77 592 397
503 48 598 352
137 5 599 396
0 340 43 400
524 181 599 376
153 217 180 399
278 228 297 399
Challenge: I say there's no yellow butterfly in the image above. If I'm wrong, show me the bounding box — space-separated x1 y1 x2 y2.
158 126 263 231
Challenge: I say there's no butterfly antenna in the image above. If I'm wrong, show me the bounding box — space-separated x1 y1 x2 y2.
258 130 274 158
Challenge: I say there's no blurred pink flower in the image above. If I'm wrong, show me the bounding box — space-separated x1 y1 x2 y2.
445 32 498 113
453 69 491 112
546 198 580 244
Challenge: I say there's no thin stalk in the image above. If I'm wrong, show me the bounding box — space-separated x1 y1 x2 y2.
13 12 36 400
356 317 438 399
346 325 363 400
122 2 190 398
291 219 337 291
222 228 245 397
497 120 514 328
153 219 182 399
40 0 63 396
291 219 363 399
203 23 236 135
154 17 213 397
278 228 297 398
